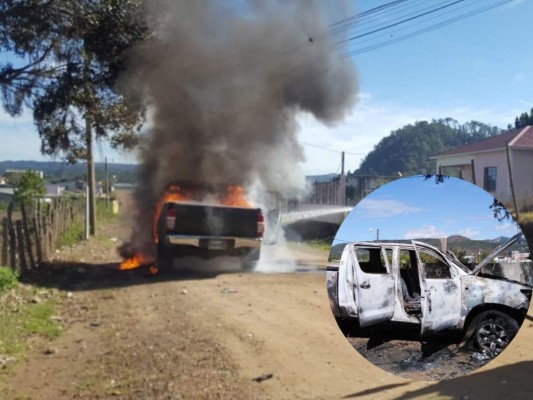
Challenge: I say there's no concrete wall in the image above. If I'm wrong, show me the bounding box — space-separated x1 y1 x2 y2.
511 150 533 209
435 149 533 210
345 175 397 205
472 150 510 199
306 175 346 206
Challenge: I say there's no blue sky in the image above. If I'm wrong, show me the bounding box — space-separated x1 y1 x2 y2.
332 176 521 244
1 0 532 174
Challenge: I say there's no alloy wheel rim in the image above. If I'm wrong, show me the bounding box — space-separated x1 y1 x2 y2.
477 321 510 354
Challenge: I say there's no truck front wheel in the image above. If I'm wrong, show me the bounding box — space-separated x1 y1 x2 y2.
469 310 519 357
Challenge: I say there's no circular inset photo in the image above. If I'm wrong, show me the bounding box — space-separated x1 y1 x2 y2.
327 176 532 381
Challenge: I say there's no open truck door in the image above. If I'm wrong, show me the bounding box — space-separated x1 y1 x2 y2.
412 241 462 336
350 244 395 327
337 244 359 319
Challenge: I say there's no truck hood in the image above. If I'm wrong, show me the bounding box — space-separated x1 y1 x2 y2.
471 232 525 275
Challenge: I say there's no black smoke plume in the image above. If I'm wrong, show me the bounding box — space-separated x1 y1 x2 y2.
125 0 358 250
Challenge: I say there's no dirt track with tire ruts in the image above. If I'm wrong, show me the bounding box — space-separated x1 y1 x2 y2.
2 192 533 399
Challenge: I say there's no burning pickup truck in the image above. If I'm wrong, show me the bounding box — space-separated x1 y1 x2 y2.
327 233 532 357
153 182 264 271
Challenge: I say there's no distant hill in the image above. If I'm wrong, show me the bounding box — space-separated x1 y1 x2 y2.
354 119 502 176
0 160 138 183
0 162 343 186
329 235 514 261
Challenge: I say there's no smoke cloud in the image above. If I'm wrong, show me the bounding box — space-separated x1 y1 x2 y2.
127 0 358 249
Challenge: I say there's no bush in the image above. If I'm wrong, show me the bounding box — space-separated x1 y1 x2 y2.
0 266 19 295
96 198 118 220
58 220 85 247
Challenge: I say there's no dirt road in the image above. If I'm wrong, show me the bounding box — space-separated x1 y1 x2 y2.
2 207 533 399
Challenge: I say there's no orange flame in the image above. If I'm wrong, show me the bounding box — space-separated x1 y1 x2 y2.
221 185 251 207
153 185 191 243
121 184 250 272
119 253 146 270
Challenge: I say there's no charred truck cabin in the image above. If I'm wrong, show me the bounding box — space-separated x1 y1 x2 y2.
154 182 264 271
327 233 532 356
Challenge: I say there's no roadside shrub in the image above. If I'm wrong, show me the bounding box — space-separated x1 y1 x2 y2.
96 198 118 221
0 266 19 295
58 220 85 247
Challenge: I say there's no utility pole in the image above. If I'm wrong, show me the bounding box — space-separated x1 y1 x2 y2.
85 184 90 240
86 116 96 236
105 156 109 211
471 159 476 185
339 151 346 206
506 141 520 221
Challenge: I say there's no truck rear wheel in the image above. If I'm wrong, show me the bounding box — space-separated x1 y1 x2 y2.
157 246 174 272
240 249 260 272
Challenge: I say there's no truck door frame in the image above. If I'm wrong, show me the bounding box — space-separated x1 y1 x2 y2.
351 244 396 327
412 241 463 336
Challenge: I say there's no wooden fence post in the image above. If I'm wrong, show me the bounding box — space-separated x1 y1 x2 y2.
42 213 49 261
7 203 17 270
15 220 27 274
21 202 36 270
1 218 8 266
46 203 53 259
33 202 44 265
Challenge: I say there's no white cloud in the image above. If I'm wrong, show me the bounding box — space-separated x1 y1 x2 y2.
358 198 421 219
0 90 526 169
456 228 481 239
494 222 518 235
404 224 446 239
296 94 522 176
0 108 137 163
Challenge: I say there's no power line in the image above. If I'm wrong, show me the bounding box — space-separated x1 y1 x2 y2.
298 140 342 154
346 0 465 42
297 140 366 155
343 0 513 56
342 0 486 48
330 0 411 28
247 0 512 92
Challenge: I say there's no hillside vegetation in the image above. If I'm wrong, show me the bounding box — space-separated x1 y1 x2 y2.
328 234 524 262
0 161 138 184
354 119 502 176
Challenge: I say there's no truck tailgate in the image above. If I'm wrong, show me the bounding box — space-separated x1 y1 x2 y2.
167 203 260 238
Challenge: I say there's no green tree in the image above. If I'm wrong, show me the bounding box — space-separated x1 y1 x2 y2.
0 0 148 162
3 170 25 186
13 170 46 202
512 109 533 129
353 119 502 176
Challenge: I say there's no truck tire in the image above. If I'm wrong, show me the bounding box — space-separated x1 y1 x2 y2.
240 249 260 272
157 246 174 272
468 310 518 357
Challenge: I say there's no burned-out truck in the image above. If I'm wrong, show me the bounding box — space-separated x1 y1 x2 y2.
327 233 532 356
154 182 264 271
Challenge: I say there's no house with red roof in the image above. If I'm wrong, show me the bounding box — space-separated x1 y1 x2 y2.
430 126 533 210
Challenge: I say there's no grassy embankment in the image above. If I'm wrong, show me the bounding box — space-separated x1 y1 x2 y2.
0 268 63 377
0 198 113 386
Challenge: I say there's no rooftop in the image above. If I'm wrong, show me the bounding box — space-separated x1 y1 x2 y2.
432 126 533 158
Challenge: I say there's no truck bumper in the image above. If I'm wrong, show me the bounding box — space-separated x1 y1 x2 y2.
160 235 261 260
165 235 261 250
